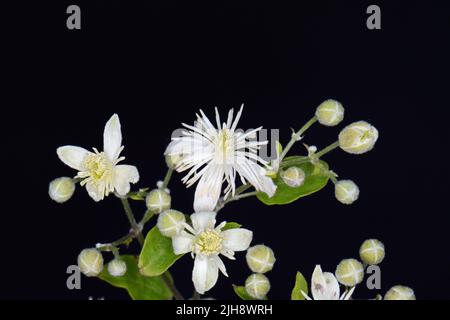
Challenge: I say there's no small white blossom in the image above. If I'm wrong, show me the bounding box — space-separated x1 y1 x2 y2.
56 114 139 201
171 212 253 294
165 105 276 212
301 265 355 300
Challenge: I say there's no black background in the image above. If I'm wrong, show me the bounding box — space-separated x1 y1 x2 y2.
3 0 450 300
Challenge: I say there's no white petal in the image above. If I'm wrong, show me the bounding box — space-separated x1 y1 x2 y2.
311 265 340 300
322 272 340 300
213 255 228 277
192 255 219 294
193 164 224 212
114 165 139 196
191 212 216 233
103 114 122 162
221 228 253 252
85 181 103 202
172 232 195 255
234 157 276 197
311 265 328 300
57 146 91 171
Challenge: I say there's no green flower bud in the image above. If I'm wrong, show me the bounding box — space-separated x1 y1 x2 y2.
338 121 379 154
246 245 276 274
107 258 127 277
165 153 183 169
335 259 364 286
145 189 171 213
335 180 360 205
77 248 104 277
315 99 344 126
48 177 75 203
157 209 186 237
359 239 385 265
384 286 416 300
280 167 305 188
245 273 270 300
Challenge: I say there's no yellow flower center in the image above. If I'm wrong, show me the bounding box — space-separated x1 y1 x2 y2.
216 129 234 164
196 229 223 255
84 152 113 181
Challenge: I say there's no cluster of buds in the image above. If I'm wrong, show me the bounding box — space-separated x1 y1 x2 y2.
335 238 385 287
77 248 128 278
244 245 276 299
314 99 379 206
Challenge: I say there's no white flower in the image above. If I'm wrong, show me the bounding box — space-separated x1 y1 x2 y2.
171 212 253 294
165 105 276 212
301 265 355 300
56 114 139 201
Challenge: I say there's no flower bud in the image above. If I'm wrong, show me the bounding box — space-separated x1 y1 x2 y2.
165 153 183 169
48 177 75 203
335 259 364 286
335 180 360 205
359 239 385 265
384 285 416 300
77 248 104 277
338 121 379 154
145 189 171 213
315 99 344 126
245 273 270 300
280 167 305 188
246 245 276 274
157 209 186 237
107 258 127 277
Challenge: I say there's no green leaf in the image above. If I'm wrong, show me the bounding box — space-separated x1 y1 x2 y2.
233 285 260 300
98 255 173 300
291 271 309 300
138 226 184 277
222 222 242 231
257 156 330 205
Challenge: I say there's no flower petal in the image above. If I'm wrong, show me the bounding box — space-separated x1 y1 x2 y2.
221 228 253 252
192 255 219 294
103 114 122 162
234 156 276 197
322 272 340 300
213 255 228 277
172 232 195 255
311 265 340 300
191 212 216 233
57 146 91 171
114 165 139 196
85 180 104 202
193 164 224 212
311 265 327 300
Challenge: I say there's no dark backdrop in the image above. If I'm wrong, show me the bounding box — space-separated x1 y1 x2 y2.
3 0 450 299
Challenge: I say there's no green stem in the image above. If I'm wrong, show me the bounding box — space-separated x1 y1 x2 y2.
226 191 258 203
315 141 339 158
120 197 145 246
280 116 317 161
140 209 155 226
162 272 184 300
215 184 252 212
120 196 184 300
161 167 174 190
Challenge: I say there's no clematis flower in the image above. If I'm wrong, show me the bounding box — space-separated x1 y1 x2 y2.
56 114 139 201
171 211 252 294
165 105 276 212
301 265 355 300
